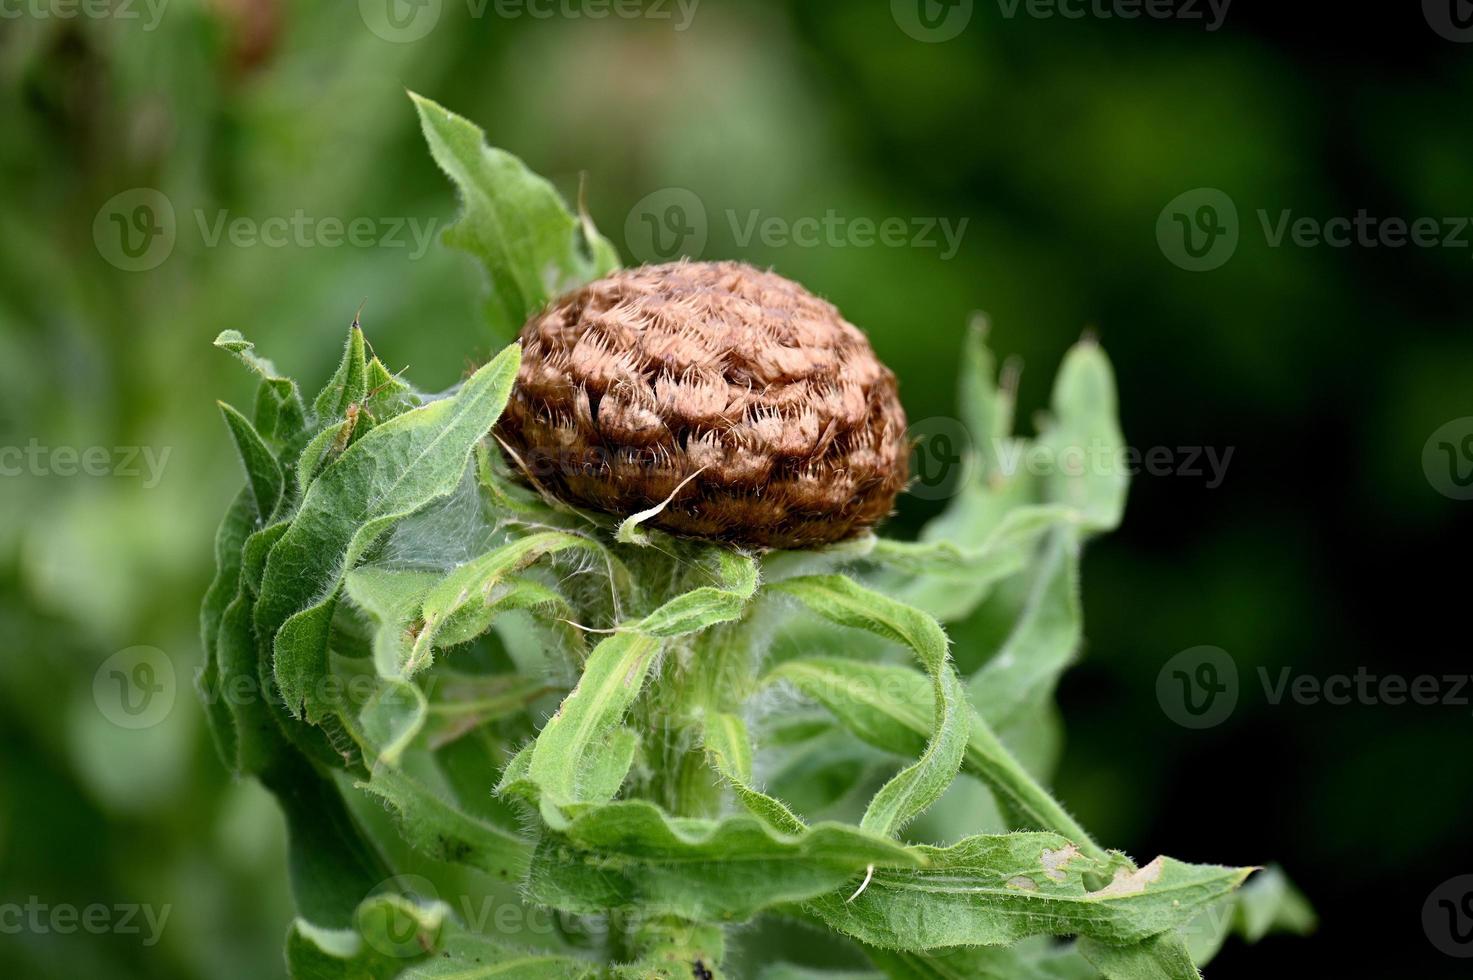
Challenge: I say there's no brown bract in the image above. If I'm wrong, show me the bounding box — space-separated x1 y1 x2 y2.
496 260 909 549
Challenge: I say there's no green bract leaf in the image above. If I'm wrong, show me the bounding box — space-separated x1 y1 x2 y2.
808 833 1250 951
254 344 520 721
313 324 370 422
764 657 1102 859
214 328 307 442
770 576 967 838
219 401 284 519
527 801 919 922
411 92 620 338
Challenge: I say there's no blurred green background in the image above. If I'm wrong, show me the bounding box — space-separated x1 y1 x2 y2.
1 1 1469 976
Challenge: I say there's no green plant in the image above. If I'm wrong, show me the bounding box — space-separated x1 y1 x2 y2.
199 94 1312 979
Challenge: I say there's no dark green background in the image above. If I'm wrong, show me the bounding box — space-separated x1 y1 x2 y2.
1 1 1468 976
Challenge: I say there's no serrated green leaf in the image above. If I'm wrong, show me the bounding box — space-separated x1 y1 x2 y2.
770 576 967 838
411 92 620 338
808 833 1250 951
527 801 919 922
255 344 521 721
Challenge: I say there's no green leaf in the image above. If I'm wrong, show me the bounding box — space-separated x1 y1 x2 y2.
526 801 920 922
219 401 284 519
408 531 601 674
255 344 521 721
198 490 254 770
764 657 1103 859
260 750 394 931
411 92 620 338
1039 338 1128 533
864 941 1097 980
313 324 370 422
358 764 532 882
770 576 967 838
400 929 595 979
1077 933 1199 980
968 530 1081 769
807 833 1250 951
214 329 307 442
702 712 807 835
286 892 446 980
524 631 662 820
634 548 758 637
1180 865 1315 965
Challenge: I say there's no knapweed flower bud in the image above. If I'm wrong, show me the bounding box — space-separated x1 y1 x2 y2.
497 260 909 548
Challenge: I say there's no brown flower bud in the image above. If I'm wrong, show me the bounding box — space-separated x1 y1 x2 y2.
497 260 908 549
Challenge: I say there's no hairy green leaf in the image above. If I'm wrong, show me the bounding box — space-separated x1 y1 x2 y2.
770 576 967 838
254 344 520 720
411 92 620 338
